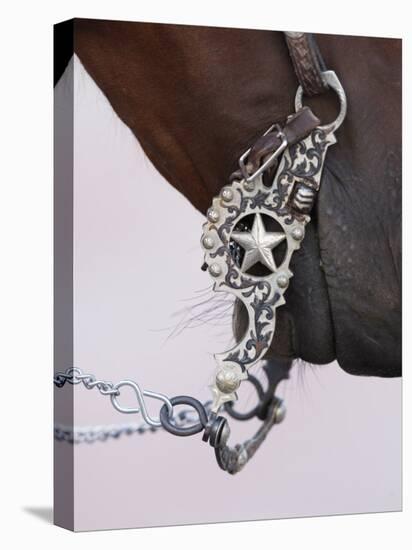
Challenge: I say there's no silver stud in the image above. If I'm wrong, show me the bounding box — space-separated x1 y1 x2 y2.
207 207 219 223
243 180 255 192
274 401 286 424
215 369 240 393
221 187 234 202
277 273 289 288
209 263 222 277
291 226 304 241
202 235 215 249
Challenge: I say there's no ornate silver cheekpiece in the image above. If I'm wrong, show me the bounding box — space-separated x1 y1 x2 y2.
203 70 347 413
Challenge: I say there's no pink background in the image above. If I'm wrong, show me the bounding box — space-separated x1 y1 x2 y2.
56 56 401 531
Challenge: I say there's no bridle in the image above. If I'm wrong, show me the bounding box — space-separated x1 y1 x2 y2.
54 31 347 475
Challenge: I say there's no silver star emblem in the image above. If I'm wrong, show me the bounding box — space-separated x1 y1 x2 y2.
231 213 286 272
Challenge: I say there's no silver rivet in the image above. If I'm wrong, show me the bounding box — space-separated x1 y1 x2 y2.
244 180 255 191
292 227 304 241
274 401 286 424
209 263 222 277
207 208 219 223
202 235 214 249
277 273 289 288
216 369 240 393
221 187 234 202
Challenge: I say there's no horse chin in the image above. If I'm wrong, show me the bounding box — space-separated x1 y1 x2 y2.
270 220 337 366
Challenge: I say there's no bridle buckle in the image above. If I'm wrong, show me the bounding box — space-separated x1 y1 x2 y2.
238 123 288 183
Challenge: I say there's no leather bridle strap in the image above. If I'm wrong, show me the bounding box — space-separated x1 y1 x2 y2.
284 31 329 96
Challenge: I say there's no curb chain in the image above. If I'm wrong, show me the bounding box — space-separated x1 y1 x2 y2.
54 405 213 444
54 367 211 436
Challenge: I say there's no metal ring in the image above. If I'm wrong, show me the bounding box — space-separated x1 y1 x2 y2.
160 396 208 437
295 70 347 133
224 374 265 421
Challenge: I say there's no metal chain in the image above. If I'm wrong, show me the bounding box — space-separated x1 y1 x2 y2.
54 367 211 435
54 422 157 444
54 367 120 395
54 402 213 444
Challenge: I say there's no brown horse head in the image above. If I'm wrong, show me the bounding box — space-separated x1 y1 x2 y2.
55 19 401 377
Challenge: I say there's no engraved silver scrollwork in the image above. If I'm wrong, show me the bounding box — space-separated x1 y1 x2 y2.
203 73 346 412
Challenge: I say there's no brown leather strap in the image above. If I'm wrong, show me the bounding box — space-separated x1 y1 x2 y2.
247 106 319 171
284 32 328 96
231 106 320 181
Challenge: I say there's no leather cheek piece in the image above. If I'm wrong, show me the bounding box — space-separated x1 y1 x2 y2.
284 32 329 96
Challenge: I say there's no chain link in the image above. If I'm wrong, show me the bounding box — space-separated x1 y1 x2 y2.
54 367 212 441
